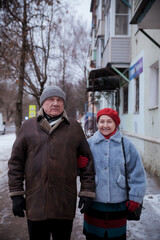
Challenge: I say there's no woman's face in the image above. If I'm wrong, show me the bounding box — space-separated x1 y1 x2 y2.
97 115 116 136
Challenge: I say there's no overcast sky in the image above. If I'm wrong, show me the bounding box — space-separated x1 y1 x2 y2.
69 0 92 27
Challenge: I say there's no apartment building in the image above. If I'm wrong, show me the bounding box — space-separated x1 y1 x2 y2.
87 0 160 176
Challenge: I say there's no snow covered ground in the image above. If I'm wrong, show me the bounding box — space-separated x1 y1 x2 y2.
0 133 160 239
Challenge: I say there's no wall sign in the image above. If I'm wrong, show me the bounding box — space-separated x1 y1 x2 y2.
29 105 36 118
129 57 143 80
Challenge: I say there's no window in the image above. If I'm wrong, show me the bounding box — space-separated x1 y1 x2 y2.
149 62 159 109
105 7 110 44
123 85 128 113
92 50 97 62
135 77 139 113
115 0 129 35
101 38 104 60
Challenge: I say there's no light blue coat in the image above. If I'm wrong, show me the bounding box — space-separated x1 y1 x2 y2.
88 130 146 204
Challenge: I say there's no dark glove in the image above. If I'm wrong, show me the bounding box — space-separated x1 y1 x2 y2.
126 200 140 212
78 155 88 168
11 195 26 217
78 196 92 214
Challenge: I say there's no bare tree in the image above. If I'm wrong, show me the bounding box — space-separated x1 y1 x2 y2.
0 0 91 126
0 0 65 133
52 14 90 117
24 1 64 103
71 19 90 116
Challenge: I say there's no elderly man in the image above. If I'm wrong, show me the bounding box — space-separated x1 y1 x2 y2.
8 86 95 240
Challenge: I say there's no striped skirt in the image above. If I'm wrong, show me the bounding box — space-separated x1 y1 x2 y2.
83 201 127 240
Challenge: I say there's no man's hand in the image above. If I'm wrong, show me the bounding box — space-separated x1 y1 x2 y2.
11 195 26 217
78 155 88 168
126 200 140 212
78 196 92 214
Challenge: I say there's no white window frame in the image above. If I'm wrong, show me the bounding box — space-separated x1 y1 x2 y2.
148 61 159 109
112 0 131 37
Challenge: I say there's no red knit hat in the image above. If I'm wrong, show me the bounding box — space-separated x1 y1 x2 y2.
97 108 120 126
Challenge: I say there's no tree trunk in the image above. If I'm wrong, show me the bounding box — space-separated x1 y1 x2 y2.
15 0 27 135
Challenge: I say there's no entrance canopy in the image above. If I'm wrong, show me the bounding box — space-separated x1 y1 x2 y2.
87 66 129 92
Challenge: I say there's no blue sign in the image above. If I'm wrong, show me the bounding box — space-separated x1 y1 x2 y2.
129 57 143 80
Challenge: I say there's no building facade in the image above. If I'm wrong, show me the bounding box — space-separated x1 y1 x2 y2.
88 0 160 176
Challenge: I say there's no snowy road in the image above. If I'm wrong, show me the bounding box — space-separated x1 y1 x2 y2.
0 133 160 239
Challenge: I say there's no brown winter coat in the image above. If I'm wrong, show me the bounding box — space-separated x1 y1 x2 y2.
8 109 95 221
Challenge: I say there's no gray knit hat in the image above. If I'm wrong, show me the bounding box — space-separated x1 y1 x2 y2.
40 86 66 105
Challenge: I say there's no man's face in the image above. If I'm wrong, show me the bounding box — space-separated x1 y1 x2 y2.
42 96 64 117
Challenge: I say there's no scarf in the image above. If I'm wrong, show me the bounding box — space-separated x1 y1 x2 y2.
43 111 63 126
104 128 117 139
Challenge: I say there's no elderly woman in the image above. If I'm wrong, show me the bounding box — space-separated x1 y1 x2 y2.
83 108 146 240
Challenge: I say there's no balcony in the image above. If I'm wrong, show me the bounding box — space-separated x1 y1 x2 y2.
130 0 160 29
102 37 131 68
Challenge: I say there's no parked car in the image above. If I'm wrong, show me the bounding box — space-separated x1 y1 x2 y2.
0 113 6 135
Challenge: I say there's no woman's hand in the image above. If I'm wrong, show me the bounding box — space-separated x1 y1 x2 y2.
77 155 88 168
126 200 140 212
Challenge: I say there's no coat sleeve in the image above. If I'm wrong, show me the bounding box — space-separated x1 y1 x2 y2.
124 137 146 203
77 123 95 199
8 125 27 197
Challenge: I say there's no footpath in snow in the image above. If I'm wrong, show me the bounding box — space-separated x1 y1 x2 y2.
0 133 160 240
